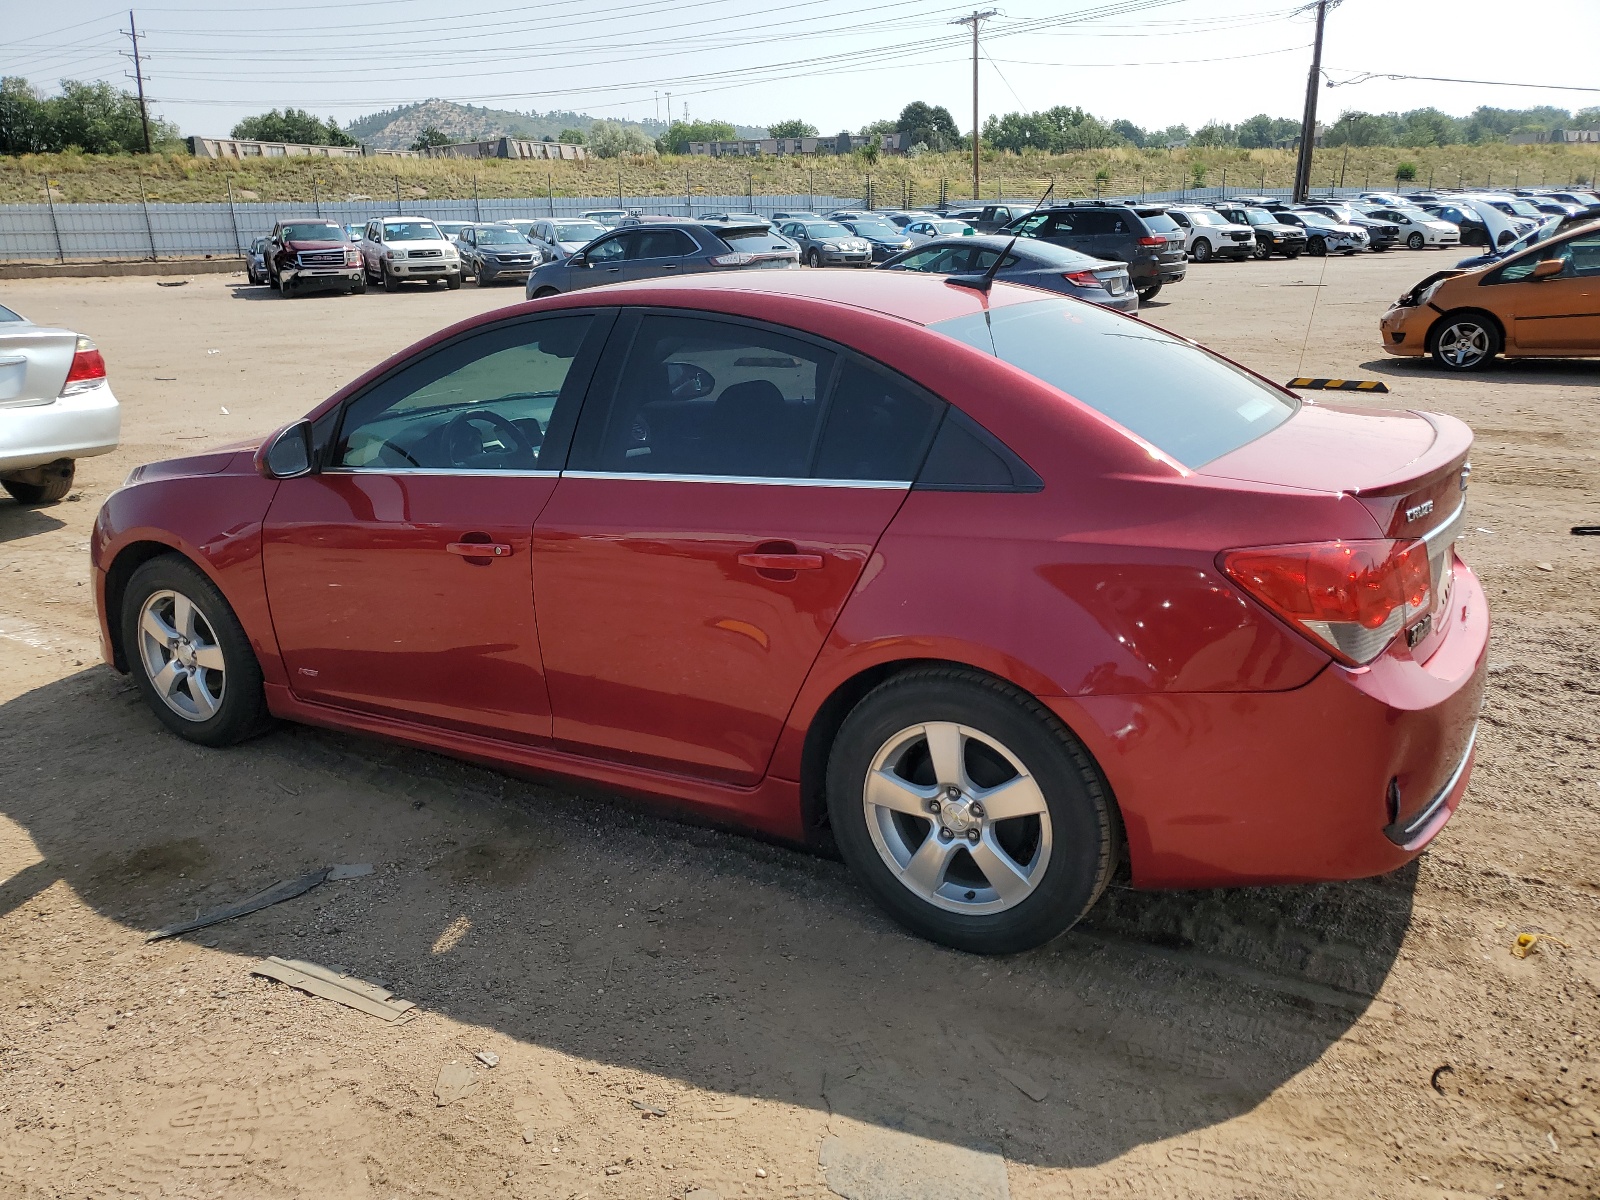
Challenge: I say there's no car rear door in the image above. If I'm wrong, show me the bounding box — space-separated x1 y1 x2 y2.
261 312 610 742
531 310 944 784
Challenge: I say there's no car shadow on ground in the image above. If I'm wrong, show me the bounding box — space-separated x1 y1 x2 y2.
0 500 67 541
1359 356 1600 387
0 667 1418 1170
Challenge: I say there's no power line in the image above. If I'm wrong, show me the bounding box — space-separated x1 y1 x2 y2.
1325 69 1600 94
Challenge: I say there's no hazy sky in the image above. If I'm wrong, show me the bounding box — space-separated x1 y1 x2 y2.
4 0 1597 138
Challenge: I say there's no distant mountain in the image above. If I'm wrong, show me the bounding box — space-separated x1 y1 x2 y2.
345 100 764 150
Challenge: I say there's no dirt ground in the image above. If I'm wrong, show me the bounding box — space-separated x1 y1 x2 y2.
1 253 1597 1200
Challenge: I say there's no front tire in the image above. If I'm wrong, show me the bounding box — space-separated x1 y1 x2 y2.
1252 240 1270 260
1430 311 1501 372
278 276 294 297
1407 232 1425 250
807 248 823 268
1190 238 1212 263
825 668 1118 954
120 555 271 747
1308 236 1327 257
447 273 462 290
383 263 402 293
2 459 74 505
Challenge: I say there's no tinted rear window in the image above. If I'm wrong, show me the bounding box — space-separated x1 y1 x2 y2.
1140 212 1180 234
929 298 1297 467
719 229 792 252
0 304 22 322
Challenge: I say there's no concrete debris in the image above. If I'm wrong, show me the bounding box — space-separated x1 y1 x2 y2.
251 956 416 1023
434 1062 479 1106
475 1050 500 1068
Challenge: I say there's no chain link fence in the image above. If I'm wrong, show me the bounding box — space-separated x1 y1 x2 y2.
1 184 1398 263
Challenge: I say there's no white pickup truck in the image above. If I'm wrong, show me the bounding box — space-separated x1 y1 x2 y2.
359 217 463 292
0 301 119 504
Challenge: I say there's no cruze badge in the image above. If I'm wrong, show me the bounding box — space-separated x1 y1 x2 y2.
1406 499 1435 522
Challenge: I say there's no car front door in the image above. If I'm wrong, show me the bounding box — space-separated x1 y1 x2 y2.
261 312 610 742
568 231 632 290
1495 231 1600 350
531 311 944 784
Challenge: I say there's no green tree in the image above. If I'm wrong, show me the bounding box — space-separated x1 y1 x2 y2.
231 108 355 146
858 118 898 140
557 127 586 145
1324 111 1397 147
896 101 961 151
1394 161 1417 181
408 126 453 151
589 119 656 158
656 118 736 153
50 80 179 153
0 77 51 154
768 119 817 139
1110 118 1146 148
982 106 1120 153
1147 124 1190 147
1190 122 1236 148
1398 108 1458 147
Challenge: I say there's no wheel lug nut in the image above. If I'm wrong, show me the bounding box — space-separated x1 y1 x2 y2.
939 827 953 841
967 829 980 843
970 803 985 819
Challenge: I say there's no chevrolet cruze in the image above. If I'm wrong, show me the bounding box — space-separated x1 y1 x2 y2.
94 272 1487 953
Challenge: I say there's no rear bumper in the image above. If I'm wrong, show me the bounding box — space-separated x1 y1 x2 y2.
0 384 121 472
1051 559 1488 889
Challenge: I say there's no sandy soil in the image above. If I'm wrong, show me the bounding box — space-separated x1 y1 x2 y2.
1 255 1597 1200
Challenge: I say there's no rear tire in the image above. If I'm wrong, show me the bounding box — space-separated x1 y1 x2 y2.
1407 232 1425 250
1284 248 1302 259
2 459 74 505
1136 283 1161 303
1190 238 1212 263
1430 311 1501 372
532 286 559 299
825 667 1118 954
120 555 272 747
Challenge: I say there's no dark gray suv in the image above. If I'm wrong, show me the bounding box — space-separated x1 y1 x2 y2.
1002 202 1186 302
524 221 798 297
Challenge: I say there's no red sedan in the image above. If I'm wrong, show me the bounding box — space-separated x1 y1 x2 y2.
92 272 1487 953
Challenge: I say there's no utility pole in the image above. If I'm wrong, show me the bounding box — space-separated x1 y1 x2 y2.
124 10 152 154
1292 0 1331 203
952 9 997 202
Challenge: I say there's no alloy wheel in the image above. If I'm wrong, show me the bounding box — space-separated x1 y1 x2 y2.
862 722 1053 915
1407 232 1425 250
1436 321 1491 368
136 589 227 722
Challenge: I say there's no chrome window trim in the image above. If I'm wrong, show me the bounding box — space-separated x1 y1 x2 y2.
322 467 560 478
560 470 910 490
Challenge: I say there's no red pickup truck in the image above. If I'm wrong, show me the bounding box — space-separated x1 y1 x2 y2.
264 220 365 297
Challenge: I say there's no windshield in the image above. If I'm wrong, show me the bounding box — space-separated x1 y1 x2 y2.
1296 212 1338 228
1391 207 1431 221
473 228 526 244
0 304 23 322
282 222 345 241
1506 201 1543 217
930 297 1296 467
554 222 606 241
933 221 970 234
806 222 855 238
849 219 901 237
382 221 443 241
1188 210 1226 226
1243 210 1276 226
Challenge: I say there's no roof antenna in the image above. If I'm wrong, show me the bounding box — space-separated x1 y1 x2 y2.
1033 178 1055 210
946 235 1018 294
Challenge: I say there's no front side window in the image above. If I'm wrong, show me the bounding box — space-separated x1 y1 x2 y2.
336 316 595 472
930 297 1296 467
585 235 630 263
1492 231 1600 282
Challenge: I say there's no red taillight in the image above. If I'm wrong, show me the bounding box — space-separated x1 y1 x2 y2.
1138 235 1167 246
1063 270 1106 288
60 335 107 396
1220 539 1432 666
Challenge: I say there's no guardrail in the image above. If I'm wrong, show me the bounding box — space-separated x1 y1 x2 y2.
0 187 1393 262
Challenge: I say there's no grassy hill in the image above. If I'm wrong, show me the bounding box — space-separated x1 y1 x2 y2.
2 143 1594 207
343 100 765 151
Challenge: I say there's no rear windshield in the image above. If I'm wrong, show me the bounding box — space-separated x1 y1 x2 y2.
1140 212 1180 234
0 304 22 322
720 229 793 252
929 297 1296 466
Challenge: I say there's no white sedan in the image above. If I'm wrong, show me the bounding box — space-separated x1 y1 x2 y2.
902 218 976 244
1362 206 1462 250
0 302 119 504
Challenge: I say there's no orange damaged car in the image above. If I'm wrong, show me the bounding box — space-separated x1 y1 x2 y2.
1380 220 1600 371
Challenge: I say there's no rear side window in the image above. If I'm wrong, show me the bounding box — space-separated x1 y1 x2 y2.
930 297 1297 467
631 230 697 258
812 361 943 482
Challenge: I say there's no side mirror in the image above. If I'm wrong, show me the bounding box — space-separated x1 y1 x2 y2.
1531 258 1565 280
260 420 313 480
572 255 589 268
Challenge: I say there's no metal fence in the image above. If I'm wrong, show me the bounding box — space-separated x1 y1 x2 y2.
0 194 862 262
0 185 1396 263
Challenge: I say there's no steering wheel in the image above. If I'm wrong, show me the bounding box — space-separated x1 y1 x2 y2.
377 439 421 467
441 408 535 468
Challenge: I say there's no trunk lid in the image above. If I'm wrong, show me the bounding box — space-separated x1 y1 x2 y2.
0 323 75 410
1202 402 1473 649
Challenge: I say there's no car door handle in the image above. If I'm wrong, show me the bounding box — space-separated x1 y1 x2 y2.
447 541 513 558
738 551 823 571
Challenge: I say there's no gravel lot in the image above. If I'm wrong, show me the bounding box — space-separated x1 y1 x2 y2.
1 255 1597 1200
